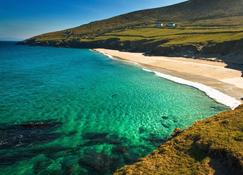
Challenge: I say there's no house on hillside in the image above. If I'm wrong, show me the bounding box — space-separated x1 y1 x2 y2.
167 22 177 28
156 22 165 28
156 22 177 28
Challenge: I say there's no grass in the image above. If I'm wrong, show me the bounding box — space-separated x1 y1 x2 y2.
33 26 243 48
23 0 243 66
96 27 243 46
114 105 243 175
25 0 243 49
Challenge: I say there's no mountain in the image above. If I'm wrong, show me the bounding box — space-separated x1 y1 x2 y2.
21 0 243 70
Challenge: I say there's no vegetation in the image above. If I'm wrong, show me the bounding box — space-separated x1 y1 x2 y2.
21 0 243 69
99 27 243 45
114 105 243 175
32 26 243 45
23 0 243 43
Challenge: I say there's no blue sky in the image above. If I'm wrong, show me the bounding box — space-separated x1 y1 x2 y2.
0 0 185 41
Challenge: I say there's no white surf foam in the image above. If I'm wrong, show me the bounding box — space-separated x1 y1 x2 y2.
97 50 141 66
142 68 241 109
97 50 114 59
95 49 241 109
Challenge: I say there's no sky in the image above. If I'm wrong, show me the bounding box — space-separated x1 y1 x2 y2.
0 0 185 41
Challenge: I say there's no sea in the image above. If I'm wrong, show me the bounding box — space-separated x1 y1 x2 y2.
0 42 228 175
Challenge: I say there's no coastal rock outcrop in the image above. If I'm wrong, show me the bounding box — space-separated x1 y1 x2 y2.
114 105 243 175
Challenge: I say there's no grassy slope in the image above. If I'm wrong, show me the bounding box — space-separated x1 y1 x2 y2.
22 0 243 67
25 0 243 46
24 0 243 40
114 105 243 175
30 17 243 48
99 26 243 45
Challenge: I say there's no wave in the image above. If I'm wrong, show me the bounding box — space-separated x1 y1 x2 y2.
94 49 241 109
142 68 241 109
97 50 140 66
96 50 114 59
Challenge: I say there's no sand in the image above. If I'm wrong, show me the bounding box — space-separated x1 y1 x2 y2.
94 49 243 108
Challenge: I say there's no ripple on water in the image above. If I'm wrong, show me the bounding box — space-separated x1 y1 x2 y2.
0 43 228 175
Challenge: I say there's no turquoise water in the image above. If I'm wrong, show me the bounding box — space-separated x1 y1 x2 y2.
0 42 228 175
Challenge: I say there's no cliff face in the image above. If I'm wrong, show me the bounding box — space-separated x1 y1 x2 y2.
22 37 243 74
114 105 243 175
23 37 243 64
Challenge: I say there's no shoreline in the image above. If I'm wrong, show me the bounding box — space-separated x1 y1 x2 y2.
94 49 242 109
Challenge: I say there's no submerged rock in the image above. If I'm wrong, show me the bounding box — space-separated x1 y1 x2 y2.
0 151 39 165
144 134 165 146
111 94 118 98
0 120 62 149
33 158 52 175
161 123 170 129
138 127 146 134
82 132 109 140
81 132 123 146
161 115 169 120
112 146 128 154
108 134 123 145
78 151 118 175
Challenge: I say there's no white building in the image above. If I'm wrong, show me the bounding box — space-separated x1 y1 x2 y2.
156 22 177 28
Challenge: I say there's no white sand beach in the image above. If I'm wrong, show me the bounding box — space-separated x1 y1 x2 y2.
94 49 243 109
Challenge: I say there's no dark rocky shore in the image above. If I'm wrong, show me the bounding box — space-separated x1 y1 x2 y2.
19 38 243 76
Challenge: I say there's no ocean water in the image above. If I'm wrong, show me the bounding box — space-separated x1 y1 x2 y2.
0 42 228 175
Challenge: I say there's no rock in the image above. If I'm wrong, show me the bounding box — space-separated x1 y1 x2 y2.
161 123 170 128
82 132 109 140
78 151 117 174
107 134 123 145
144 134 164 146
161 116 168 120
139 127 146 134
111 94 118 98
112 146 128 154
33 158 52 175
14 119 61 129
81 132 123 146
0 120 61 149
171 128 182 137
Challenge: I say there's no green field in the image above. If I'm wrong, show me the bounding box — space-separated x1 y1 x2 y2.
100 27 243 46
33 25 243 46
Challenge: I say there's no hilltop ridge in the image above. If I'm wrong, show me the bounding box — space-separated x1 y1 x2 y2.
21 0 243 71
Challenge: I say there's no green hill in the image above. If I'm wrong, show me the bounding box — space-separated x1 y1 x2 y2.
21 0 243 70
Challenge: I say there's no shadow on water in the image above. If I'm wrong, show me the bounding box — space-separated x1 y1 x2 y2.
77 132 165 175
81 132 124 147
0 119 62 149
0 120 62 165
0 122 164 174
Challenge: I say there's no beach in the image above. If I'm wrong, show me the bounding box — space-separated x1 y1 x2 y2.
94 48 243 109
